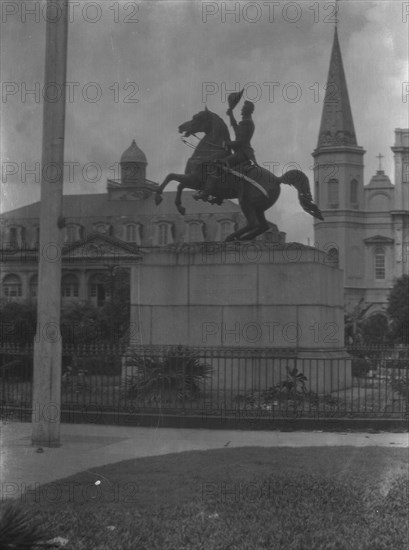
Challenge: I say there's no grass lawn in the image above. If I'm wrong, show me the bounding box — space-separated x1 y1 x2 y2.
9 446 409 550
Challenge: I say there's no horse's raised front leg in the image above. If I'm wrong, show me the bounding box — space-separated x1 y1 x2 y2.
155 173 193 215
175 182 189 215
155 173 185 206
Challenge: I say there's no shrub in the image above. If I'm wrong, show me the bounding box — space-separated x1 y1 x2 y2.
351 356 373 378
234 367 309 409
124 346 213 403
387 361 409 400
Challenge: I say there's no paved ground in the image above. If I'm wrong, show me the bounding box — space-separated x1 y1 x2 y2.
1 421 408 500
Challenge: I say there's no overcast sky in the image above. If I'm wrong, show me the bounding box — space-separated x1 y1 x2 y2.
1 0 407 242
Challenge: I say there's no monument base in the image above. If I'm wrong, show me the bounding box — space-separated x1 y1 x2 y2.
126 242 351 395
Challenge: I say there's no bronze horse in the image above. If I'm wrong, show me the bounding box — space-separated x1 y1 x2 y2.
154 108 323 241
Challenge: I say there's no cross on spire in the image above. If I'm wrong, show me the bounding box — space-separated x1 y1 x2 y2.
376 153 384 171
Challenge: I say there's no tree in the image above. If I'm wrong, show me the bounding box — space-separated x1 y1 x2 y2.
61 302 109 344
0 300 37 344
360 313 389 345
97 267 130 343
387 274 409 344
0 267 131 346
344 299 373 346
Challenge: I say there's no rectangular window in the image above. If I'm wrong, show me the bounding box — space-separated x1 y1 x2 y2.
5 285 22 297
375 253 385 280
34 227 40 248
126 225 136 242
158 224 168 246
62 284 79 297
403 162 409 183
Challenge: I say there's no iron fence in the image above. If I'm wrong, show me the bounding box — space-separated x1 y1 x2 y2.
1 344 408 424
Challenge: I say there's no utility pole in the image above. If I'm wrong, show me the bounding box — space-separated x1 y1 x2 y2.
32 0 69 447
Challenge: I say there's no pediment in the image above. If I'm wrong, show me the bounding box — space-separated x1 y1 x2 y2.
364 235 394 244
63 233 144 260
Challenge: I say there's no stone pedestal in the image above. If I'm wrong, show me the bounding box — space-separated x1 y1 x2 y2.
127 242 351 393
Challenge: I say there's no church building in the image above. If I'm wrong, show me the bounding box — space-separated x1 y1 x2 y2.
313 27 409 315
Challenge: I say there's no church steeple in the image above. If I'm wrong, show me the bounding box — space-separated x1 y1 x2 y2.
312 24 366 300
316 27 358 149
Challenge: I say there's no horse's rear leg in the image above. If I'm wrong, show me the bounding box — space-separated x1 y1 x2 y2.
240 208 269 240
225 202 258 242
225 224 253 242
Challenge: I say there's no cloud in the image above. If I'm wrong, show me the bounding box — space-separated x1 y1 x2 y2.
1 0 407 245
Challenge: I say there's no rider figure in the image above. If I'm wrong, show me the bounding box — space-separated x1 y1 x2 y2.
193 100 256 201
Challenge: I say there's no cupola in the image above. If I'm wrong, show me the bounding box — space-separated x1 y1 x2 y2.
120 140 147 185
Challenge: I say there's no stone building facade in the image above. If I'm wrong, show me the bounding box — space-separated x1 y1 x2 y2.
0 140 283 305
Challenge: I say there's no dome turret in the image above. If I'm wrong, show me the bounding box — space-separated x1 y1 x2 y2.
120 140 147 164
120 140 147 185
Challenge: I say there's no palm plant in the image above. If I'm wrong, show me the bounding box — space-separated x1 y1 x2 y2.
125 346 213 403
0 503 56 549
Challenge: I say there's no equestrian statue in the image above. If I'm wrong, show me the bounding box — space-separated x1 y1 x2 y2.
155 91 323 241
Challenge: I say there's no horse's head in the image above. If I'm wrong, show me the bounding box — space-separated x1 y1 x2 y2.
178 108 213 138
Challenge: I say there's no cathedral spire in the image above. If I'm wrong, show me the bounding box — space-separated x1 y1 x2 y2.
316 26 358 149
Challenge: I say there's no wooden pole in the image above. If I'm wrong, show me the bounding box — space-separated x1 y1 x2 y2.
32 0 69 447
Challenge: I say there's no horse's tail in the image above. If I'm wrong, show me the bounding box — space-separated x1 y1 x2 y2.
281 170 324 220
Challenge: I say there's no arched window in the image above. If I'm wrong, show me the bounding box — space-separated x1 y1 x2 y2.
30 275 38 298
350 179 358 206
7 226 25 248
62 274 79 298
328 179 339 208
374 247 385 280
185 221 204 243
155 222 173 246
327 247 339 266
2 274 22 298
315 181 319 205
125 223 142 244
64 224 84 243
9 227 18 248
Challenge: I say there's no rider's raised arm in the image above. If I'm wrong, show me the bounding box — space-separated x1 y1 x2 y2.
226 109 238 130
